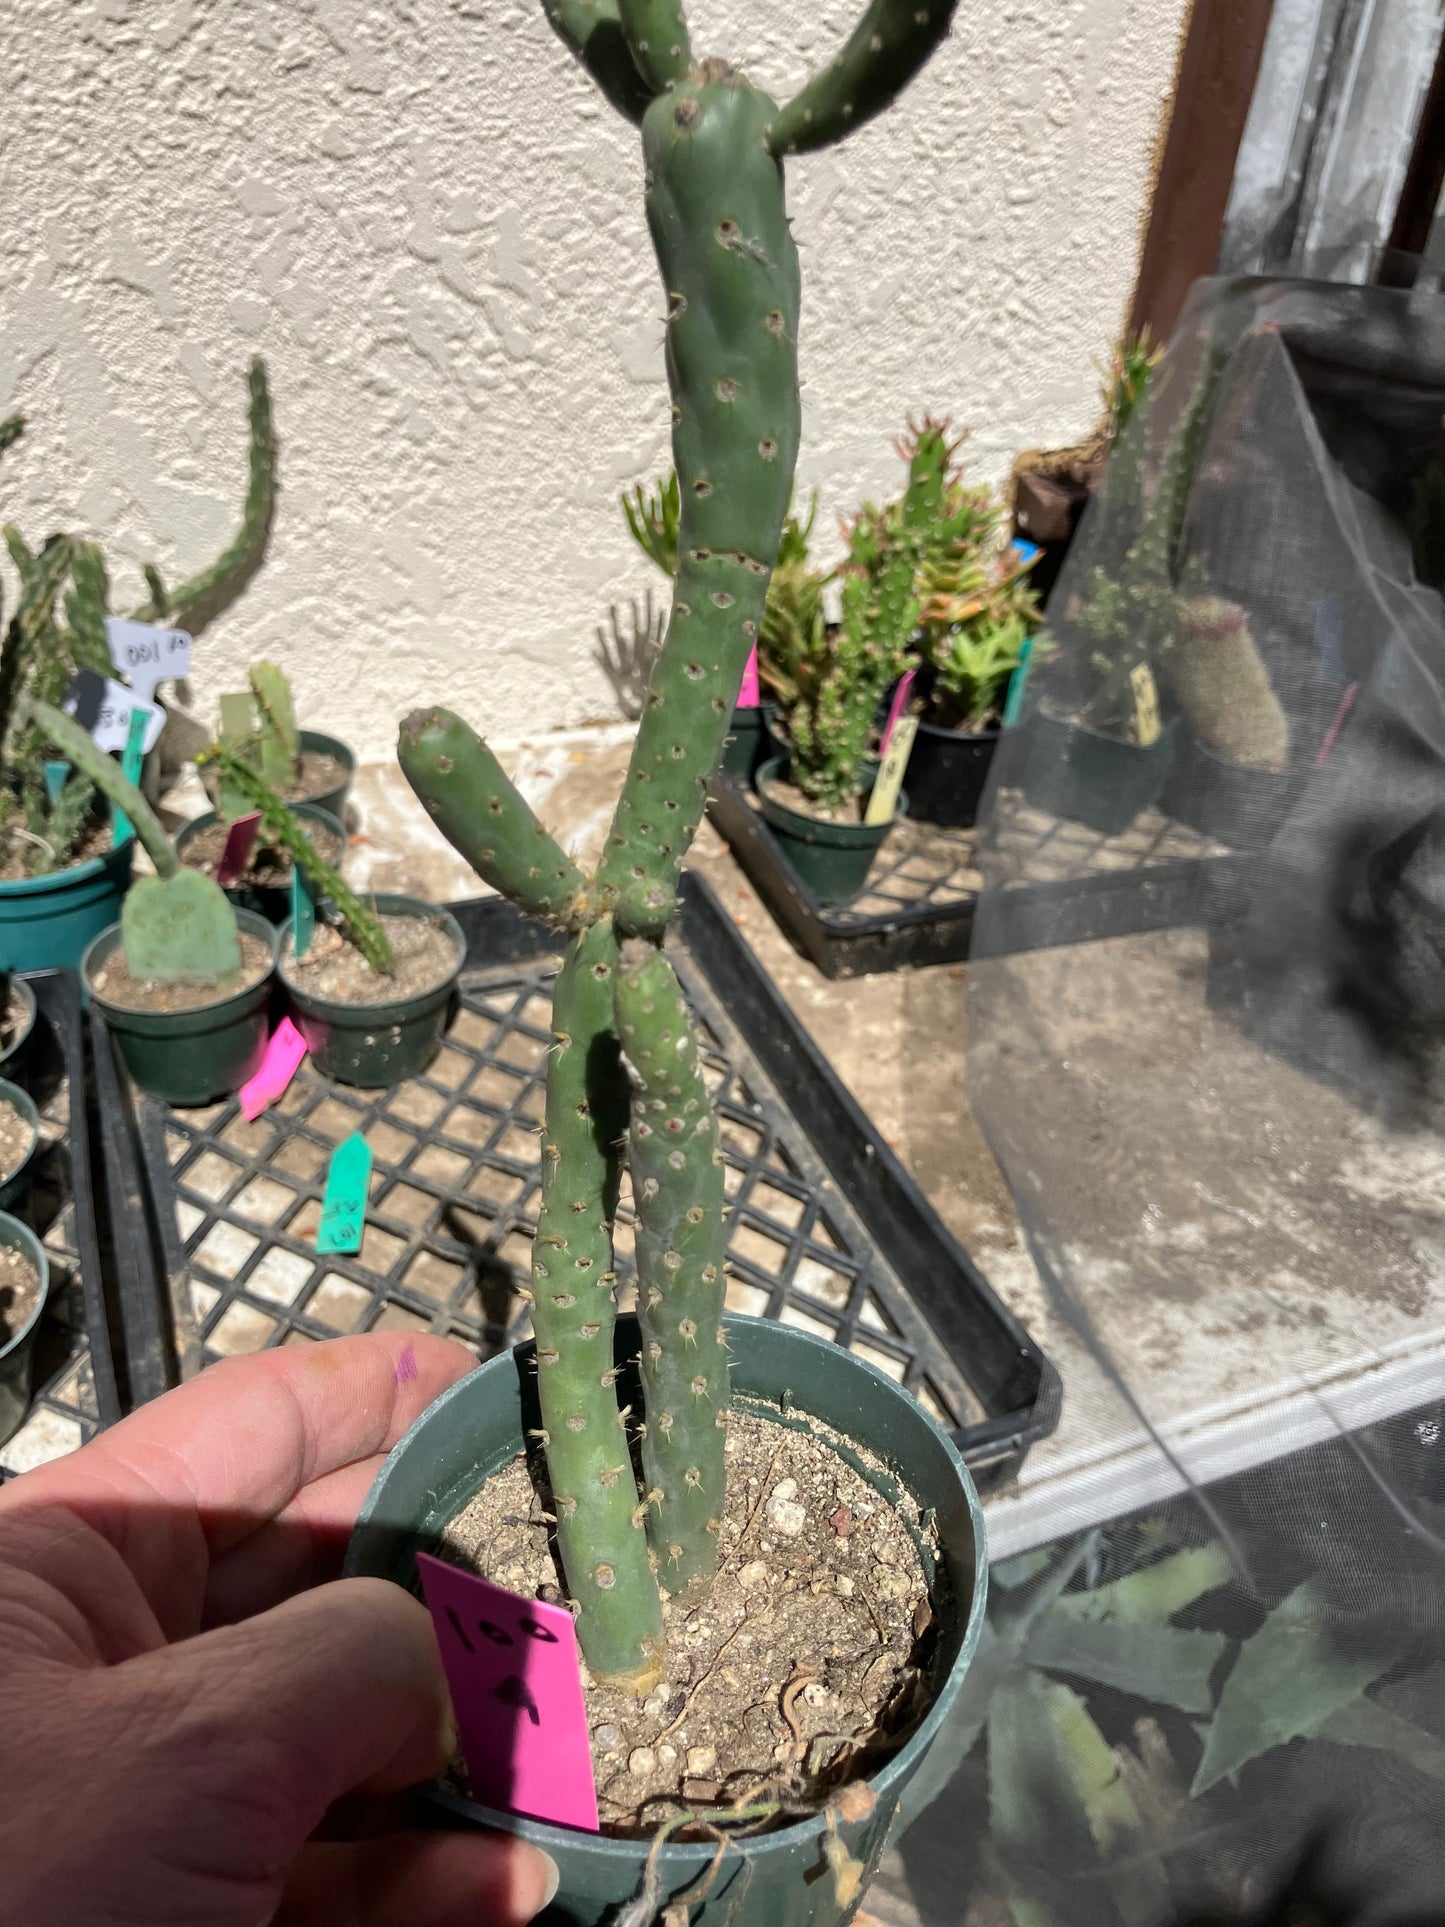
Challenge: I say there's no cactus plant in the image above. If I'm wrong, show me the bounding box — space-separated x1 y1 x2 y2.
0 361 276 878
401 0 958 1689
215 659 301 819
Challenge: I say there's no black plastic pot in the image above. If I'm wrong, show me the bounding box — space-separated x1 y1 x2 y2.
1158 730 1301 850
279 894 463 1089
1019 707 1178 836
755 756 904 906
83 910 279 1107
719 706 764 780
297 729 356 820
0 977 38 1077
905 720 1000 828
176 803 346 924
0 1079 40 1215
346 1314 987 1927
0 1213 50 1447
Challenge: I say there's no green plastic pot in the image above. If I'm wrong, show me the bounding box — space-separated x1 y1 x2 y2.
345 1315 987 1927
1019 707 1177 836
0 835 134 975
176 803 346 925
84 910 279 1107
0 1214 50 1447
756 756 904 906
279 895 463 1089
297 728 356 820
0 1079 41 1214
719 705 764 780
0 976 38 1078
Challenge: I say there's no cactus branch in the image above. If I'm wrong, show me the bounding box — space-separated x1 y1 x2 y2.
200 746 393 973
27 700 178 878
534 921 666 1689
615 938 727 1597
398 707 585 925
767 0 959 156
617 0 692 91
541 0 657 124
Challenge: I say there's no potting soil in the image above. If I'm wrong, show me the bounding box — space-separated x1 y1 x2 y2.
440 1409 937 1835
0 1245 40 1342
179 817 345 888
0 987 29 1054
0 1102 33 1184
0 816 113 885
757 770 869 827
285 749 349 805
281 912 458 1003
91 931 273 1013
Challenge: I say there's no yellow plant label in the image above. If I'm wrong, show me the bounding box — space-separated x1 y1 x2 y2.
1130 662 1161 746
865 715 918 826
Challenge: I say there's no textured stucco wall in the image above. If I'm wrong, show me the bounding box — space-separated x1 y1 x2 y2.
2 0 1188 758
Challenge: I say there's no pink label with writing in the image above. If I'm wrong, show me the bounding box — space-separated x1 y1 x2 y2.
736 645 761 709
215 811 262 886
238 1017 308 1122
881 669 917 752
417 1553 599 1831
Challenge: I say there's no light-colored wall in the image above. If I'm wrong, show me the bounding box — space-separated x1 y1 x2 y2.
2 0 1189 759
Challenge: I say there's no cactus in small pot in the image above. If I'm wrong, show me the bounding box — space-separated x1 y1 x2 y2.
402 0 958 1690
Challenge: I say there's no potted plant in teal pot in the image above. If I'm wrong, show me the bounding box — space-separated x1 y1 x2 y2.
0 360 275 971
349 7 986 1924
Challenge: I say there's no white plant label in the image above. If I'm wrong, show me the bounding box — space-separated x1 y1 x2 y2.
64 677 166 755
105 618 192 699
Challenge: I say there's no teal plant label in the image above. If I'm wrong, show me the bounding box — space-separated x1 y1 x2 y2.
1002 636 1035 728
317 1132 372 1255
291 854 317 959
43 761 70 804
110 704 151 848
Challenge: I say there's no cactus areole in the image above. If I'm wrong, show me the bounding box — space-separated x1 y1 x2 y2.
399 0 958 1690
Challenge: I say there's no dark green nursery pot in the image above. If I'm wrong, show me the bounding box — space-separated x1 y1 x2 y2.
176 803 347 925
345 1315 988 1927
297 729 356 820
719 704 764 779
755 756 904 906
84 909 278 1107
0 837 134 975
279 894 463 1089
0 1213 50 1448
0 977 38 1077
0 1078 41 1214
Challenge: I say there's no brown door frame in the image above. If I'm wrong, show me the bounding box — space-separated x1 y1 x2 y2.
1128 0 1278 345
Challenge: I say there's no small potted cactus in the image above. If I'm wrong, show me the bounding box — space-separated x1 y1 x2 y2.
200 657 356 823
348 6 987 1924
0 361 274 972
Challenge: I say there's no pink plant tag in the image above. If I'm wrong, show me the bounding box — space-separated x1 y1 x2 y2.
215 811 262 886
736 645 761 708
417 1553 599 1831
881 669 917 752
238 1018 308 1122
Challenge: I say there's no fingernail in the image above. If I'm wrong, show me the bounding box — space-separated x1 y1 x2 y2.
534 1848 561 1912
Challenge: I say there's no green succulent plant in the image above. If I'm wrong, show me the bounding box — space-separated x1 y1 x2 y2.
400 0 959 1689
214 659 301 821
0 361 275 878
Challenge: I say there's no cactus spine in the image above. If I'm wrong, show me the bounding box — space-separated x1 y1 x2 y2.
402 0 958 1686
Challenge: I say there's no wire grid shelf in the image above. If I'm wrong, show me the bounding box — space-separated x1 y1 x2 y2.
147 955 967 1432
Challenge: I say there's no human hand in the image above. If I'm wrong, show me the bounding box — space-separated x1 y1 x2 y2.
0 1332 558 1927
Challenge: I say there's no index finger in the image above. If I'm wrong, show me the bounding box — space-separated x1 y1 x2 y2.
0 1333 475 1641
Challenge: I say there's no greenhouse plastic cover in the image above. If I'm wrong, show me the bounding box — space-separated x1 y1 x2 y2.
929 266 1445 1925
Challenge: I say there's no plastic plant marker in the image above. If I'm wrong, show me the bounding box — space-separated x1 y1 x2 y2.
880 669 917 754
415 1552 600 1832
316 1131 372 1255
62 672 165 755
1129 662 1162 747
104 618 191 701
239 1017 309 1122
215 812 262 888
110 705 150 849
43 762 69 804
737 644 762 708
218 692 256 741
291 851 316 960
1002 637 1035 728
865 714 918 826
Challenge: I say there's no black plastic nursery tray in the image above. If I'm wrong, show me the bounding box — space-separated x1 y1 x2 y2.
708 771 1253 978
92 873 1057 1488
0 971 123 1478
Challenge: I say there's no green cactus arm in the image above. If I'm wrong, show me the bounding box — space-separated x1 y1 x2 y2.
0 537 71 744
616 0 691 91
26 700 179 878
0 416 23 459
248 659 299 788
614 938 727 1599
597 77 802 933
199 746 394 974
62 541 111 674
397 707 586 926
131 359 275 636
766 0 959 156
534 921 667 1689
142 564 169 619
541 0 657 125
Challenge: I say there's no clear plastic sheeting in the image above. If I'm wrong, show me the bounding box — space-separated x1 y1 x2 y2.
944 270 1445 1925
